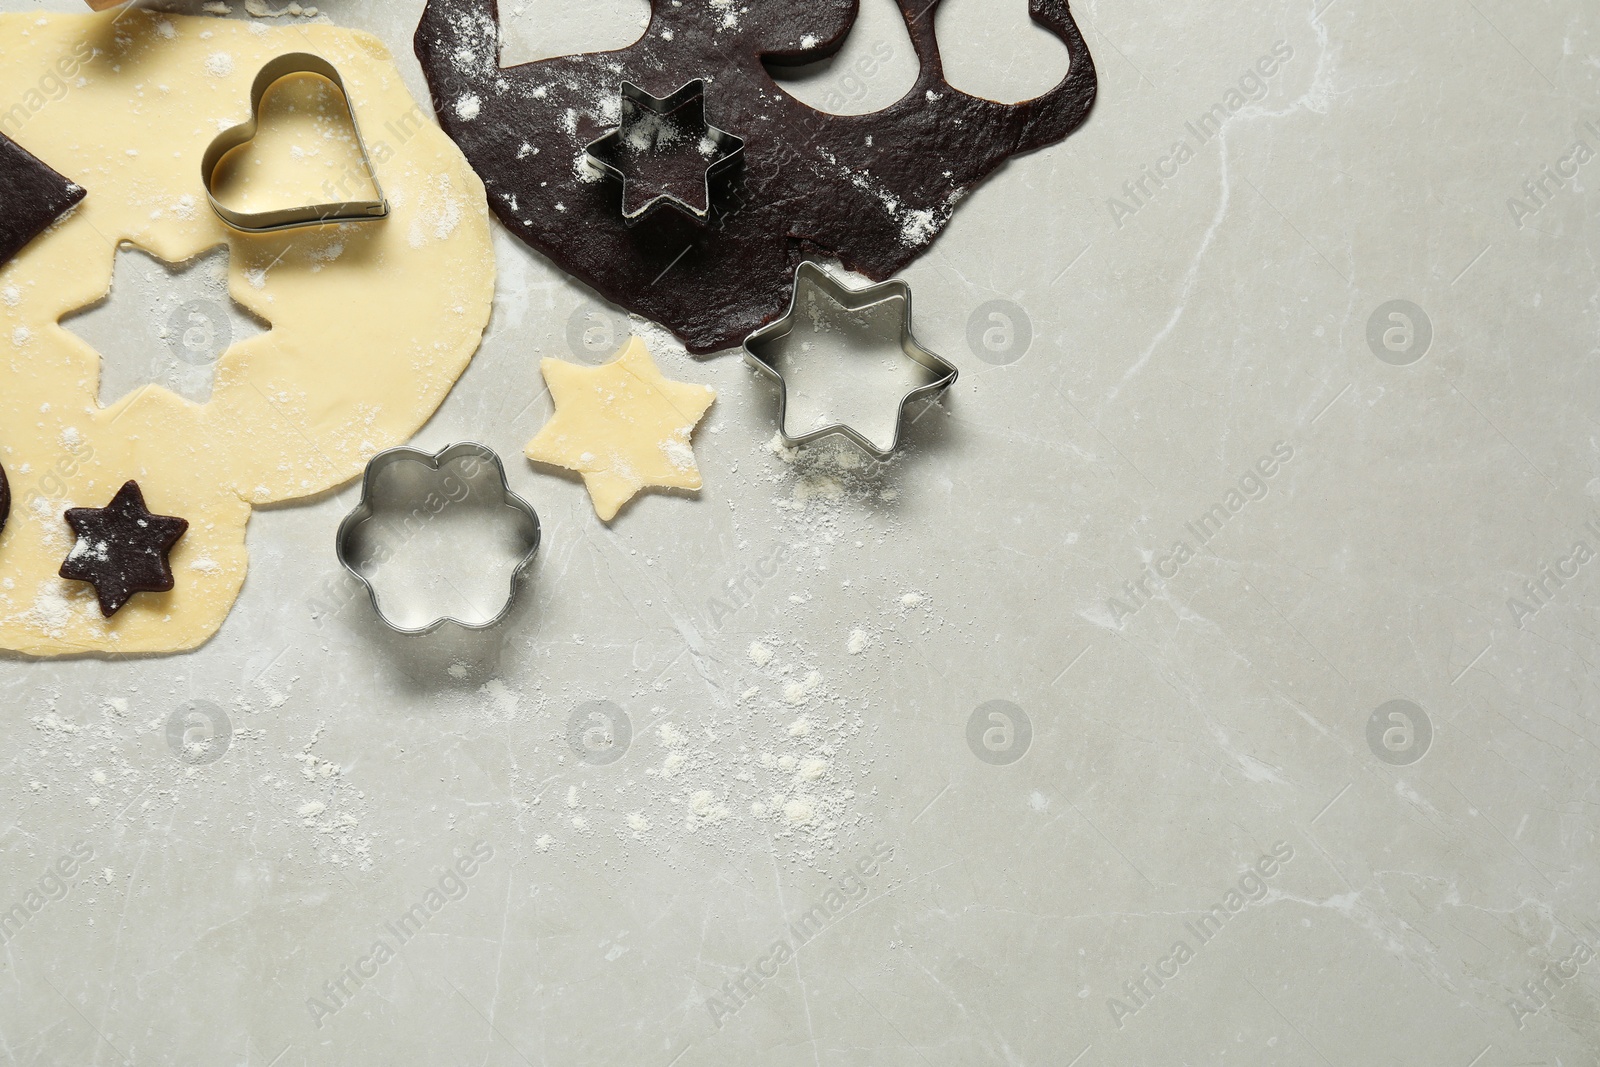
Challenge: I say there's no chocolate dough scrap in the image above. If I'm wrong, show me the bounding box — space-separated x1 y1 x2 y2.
0 462 9 539
416 0 1095 354
0 132 85 268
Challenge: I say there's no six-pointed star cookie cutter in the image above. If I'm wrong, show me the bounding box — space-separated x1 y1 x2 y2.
202 53 390 233
336 443 541 636
584 79 745 224
743 262 959 459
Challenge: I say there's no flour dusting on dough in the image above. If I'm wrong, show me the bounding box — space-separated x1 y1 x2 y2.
408 174 465 246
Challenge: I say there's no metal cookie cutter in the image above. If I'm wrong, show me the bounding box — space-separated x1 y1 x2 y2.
584 79 745 224
743 261 959 459
336 443 541 636
202 53 390 234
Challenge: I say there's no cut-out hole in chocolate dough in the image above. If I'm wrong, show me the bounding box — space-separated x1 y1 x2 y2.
498 0 651 67
762 0 918 117
208 68 381 220
935 0 1074 105
62 245 269 407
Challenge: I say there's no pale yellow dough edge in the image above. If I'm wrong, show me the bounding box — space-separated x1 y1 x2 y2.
0 13 497 657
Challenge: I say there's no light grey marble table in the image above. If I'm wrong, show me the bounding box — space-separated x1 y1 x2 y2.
3 0 1598 1063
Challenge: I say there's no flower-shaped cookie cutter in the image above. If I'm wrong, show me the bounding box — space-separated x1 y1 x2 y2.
743 261 958 459
336 442 541 636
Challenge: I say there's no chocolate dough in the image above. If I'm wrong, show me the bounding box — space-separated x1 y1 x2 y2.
415 0 1095 353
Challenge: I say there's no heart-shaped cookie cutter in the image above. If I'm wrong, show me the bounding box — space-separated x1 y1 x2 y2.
202 53 390 234
336 443 542 636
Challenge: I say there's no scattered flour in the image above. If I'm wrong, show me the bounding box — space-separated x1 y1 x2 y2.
243 0 320 15
661 433 696 471
480 678 519 718
686 789 729 829
782 796 815 825
781 672 822 706
408 174 465 247
708 0 740 30
900 207 937 245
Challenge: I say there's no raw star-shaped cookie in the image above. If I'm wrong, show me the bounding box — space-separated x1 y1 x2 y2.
526 338 715 522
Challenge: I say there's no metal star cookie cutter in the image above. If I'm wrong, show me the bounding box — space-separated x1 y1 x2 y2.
336 443 541 636
584 79 745 224
742 261 959 459
202 53 390 234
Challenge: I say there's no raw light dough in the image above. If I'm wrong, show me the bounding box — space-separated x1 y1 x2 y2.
525 338 715 523
0 12 495 657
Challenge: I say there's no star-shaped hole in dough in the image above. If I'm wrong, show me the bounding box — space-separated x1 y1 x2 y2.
61 244 270 407
526 337 716 522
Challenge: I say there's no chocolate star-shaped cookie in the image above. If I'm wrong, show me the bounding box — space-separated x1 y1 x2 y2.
60 481 189 617
584 80 744 222
0 132 85 268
